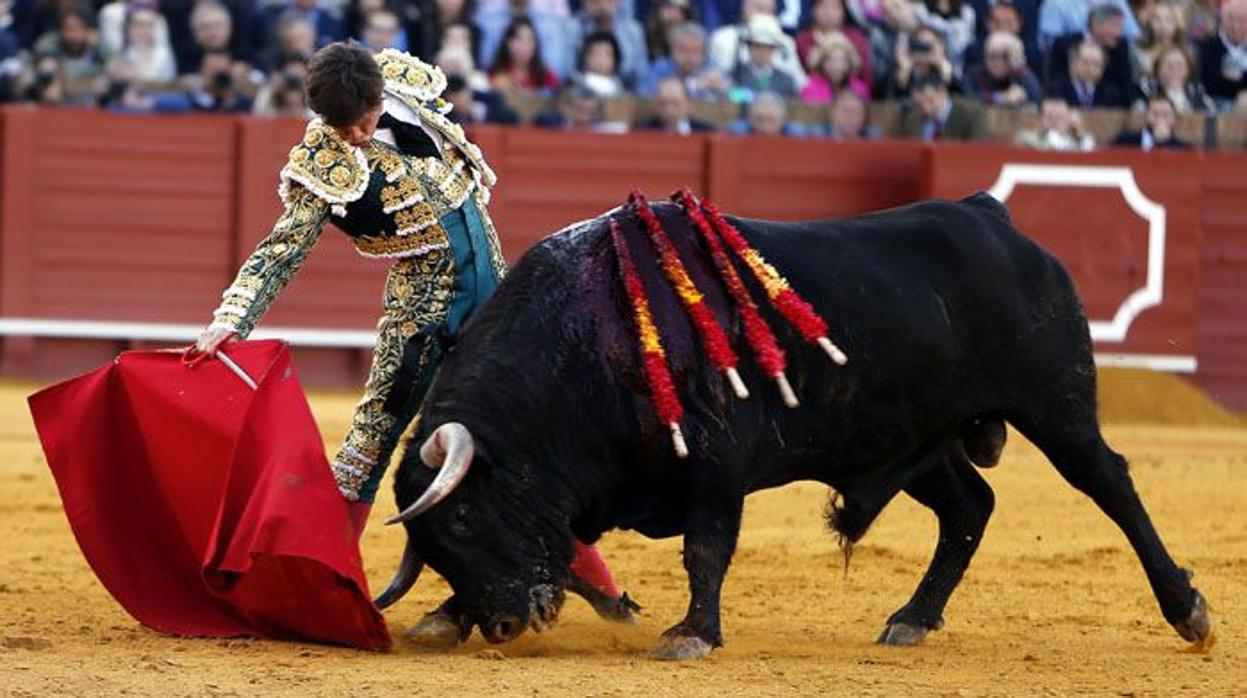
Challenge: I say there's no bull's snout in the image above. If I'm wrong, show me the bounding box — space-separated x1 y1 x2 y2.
480 614 526 644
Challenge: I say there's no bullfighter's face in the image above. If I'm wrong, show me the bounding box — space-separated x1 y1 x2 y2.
396 439 570 643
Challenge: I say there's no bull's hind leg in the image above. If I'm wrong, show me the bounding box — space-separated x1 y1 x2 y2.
878 454 994 646
1016 419 1210 644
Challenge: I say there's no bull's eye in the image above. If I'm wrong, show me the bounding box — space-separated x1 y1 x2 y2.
450 502 471 537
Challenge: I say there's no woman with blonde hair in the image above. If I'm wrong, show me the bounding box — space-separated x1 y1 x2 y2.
1134 1 1187 75
800 31 870 102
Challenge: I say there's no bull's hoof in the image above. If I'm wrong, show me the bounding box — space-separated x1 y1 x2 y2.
1172 590 1211 644
653 635 714 661
877 622 929 646
404 612 466 649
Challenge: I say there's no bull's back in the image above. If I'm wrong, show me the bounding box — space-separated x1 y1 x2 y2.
726 194 1081 470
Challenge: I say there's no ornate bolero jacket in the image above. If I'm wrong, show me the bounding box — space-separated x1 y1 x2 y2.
211 50 504 337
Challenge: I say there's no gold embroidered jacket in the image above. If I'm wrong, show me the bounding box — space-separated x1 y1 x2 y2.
211 52 504 337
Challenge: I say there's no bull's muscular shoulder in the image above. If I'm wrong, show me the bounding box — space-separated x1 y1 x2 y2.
958 191 1013 224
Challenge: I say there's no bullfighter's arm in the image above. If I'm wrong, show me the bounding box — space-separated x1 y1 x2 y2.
209 184 330 338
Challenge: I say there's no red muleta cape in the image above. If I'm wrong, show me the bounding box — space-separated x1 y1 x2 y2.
28 339 391 651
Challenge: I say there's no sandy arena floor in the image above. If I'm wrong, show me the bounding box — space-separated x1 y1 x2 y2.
1 378 1244 696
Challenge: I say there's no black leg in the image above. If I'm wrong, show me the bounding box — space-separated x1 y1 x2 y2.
879 454 994 646
654 493 744 660
1027 431 1209 643
566 574 642 623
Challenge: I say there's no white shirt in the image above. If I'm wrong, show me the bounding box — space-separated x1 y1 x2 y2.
374 91 443 155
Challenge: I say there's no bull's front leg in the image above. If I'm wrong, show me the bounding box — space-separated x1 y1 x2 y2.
654 493 744 660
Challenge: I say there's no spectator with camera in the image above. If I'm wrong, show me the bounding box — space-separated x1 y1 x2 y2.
1053 39 1128 108
889 25 954 98
864 0 919 96
251 57 309 117
899 72 985 140
30 7 106 106
169 1 250 75
1197 0 1247 110
1015 95 1096 150
963 30 1041 106
1112 94 1192 149
639 22 730 99
912 0 975 73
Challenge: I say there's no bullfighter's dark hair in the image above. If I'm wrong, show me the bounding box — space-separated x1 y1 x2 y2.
305 42 384 128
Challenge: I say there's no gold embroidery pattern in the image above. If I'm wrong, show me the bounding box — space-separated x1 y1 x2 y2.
280 120 369 208
354 224 449 258
473 189 509 281
370 146 407 183
332 251 455 501
211 184 329 336
380 178 423 214
375 49 447 103
394 203 439 234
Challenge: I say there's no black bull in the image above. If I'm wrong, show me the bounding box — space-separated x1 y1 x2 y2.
377 193 1210 658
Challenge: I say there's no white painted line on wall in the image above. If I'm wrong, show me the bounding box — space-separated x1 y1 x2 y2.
1094 352 1196 373
1 317 1198 373
989 164 1167 344
0 318 377 348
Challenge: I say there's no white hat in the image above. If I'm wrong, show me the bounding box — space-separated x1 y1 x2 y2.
744 14 785 48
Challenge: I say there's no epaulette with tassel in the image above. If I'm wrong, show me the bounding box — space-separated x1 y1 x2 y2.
611 188 849 457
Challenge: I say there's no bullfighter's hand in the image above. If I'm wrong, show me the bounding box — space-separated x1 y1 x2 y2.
196 326 235 354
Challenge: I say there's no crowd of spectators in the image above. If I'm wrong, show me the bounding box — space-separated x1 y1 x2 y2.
2 0 1244 149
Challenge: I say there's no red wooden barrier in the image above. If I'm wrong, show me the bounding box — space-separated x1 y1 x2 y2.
1196 153 1247 409
924 143 1203 374
0 109 1243 409
706 136 923 220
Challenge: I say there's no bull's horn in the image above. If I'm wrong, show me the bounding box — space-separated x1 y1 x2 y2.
373 537 424 609
385 423 474 525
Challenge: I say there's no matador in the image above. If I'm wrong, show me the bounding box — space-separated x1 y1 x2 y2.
196 44 631 639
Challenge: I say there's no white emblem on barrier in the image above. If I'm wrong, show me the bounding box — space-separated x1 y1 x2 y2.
988 164 1166 344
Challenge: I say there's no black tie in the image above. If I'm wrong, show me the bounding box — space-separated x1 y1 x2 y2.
378 112 442 159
